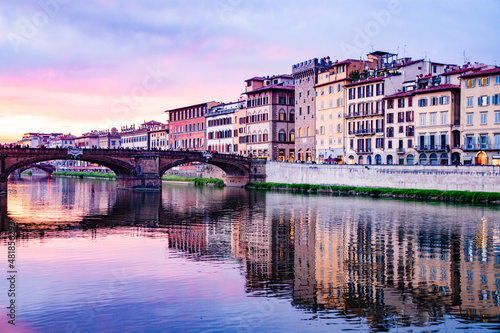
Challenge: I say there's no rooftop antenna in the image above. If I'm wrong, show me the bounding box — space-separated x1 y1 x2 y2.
463 50 467 65
370 44 374 53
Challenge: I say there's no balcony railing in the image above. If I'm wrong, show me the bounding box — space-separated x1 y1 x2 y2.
355 148 373 154
396 147 405 154
462 143 495 150
345 110 384 119
416 144 448 152
354 128 375 136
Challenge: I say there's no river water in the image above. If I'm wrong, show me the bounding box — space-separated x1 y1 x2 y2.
0 176 499 332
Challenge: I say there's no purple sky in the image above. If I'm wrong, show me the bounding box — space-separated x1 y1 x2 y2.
1 0 499 143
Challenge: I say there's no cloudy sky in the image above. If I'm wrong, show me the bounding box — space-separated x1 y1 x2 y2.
0 0 498 143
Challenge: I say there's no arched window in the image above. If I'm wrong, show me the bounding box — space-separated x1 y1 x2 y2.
289 109 295 121
279 109 286 121
278 130 286 142
307 127 311 136
429 153 438 165
359 156 364 164
407 154 414 165
258 131 262 142
367 155 372 165
387 155 393 164
290 131 295 142
306 148 312 162
263 130 269 142
440 153 448 165
299 128 303 137
298 149 304 161
419 154 427 165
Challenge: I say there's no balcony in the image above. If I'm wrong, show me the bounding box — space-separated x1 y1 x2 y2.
354 128 375 136
396 147 405 154
345 110 384 119
355 148 373 154
462 143 496 151
416 144 448 152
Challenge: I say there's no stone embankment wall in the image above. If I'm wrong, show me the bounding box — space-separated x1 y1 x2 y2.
266 162 500 193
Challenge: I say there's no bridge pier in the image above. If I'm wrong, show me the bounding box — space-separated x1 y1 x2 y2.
224 175 249 187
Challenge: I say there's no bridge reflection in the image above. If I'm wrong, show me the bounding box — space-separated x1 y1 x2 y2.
1 182 499 329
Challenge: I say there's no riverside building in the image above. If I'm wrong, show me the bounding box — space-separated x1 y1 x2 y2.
206 101 245 154
292 58 331 162
244 74 295 161
165 102 219 151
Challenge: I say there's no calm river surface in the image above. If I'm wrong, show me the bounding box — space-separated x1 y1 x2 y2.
1 176 499 332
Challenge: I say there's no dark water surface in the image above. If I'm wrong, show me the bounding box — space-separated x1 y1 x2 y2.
1 176 499 332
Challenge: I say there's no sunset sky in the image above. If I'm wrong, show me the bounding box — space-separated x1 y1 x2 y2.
1 0 499 144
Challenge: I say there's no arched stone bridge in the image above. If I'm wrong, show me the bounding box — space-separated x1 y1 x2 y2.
0 148 267 194
9 163 56 179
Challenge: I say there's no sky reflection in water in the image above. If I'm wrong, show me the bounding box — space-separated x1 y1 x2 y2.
0 177 499 332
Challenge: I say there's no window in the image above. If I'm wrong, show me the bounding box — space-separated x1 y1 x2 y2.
307 106 310 114
337 84 342 92
397 98 405 108
418 98 427 107
321 87 324 95
366 85 373 97
495 134 500 149
465 78 475 88
349 88 356 100
307 127 311 136
408 97 413 107
419 114 426 126
406 111 414 122
329 99 333 108
299 128 303 137
387 99 394 109
397 112 404 123
439 95 450 105
467 97 473 108
478 77 489 86
466 113 473 126
329 125 333 136
430 113 436 126
336 124 342 133
329 113 333 120
478 95 490 106
495 111 500 124
387 113 394 123
299 107 302 115
465 136 474 149
496 75 500 85
480 113 487 125
430 97 438 106
320 101 324 110
376 82 384 96
278 130 286 142
440 111 448 125
445 76 451 84
492 94 500 105
290 131 295 142
358 86 365 98
336 98 343 107
376 138 384 148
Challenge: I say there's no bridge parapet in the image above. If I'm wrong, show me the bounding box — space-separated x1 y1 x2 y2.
0 148 263 193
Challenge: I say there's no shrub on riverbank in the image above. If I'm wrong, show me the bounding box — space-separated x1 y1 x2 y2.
21 171 32 175
162 174 225 187
53 171 116 179
245 182 500 204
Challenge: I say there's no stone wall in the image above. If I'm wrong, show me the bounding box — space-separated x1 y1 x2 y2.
265 162 500 192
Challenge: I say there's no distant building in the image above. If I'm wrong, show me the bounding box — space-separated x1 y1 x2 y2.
165 102 219 151
244 74 295 161
148 123 169 150
47 134 76 148
120 120 163 149
292 58 331 162
17 133 63 148
206 101 245 154
97 128 121 149
233 97 248 156
74 131 100 148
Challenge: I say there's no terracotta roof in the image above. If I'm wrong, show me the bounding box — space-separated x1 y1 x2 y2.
244 76 265 82
315 78 351 88
460 67 500 78
245 83 295 93
164 101 218 113
383 90 415 99
413 84 460 94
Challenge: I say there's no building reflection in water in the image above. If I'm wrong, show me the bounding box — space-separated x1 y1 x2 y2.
2 178 499 329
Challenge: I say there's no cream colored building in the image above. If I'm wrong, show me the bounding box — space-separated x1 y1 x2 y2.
413 84 461 165
315 59 370 164
460 67 500 165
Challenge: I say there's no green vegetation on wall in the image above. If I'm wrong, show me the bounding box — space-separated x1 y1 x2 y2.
245 182 500 204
